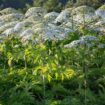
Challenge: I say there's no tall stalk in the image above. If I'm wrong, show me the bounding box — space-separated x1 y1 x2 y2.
3 42 6 75
24 54 27 69
71 14 74 31
82 46 88 105
83 61 87 105
83 9 86 27
42 74 46 105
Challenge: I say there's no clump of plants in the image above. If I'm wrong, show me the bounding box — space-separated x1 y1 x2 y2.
0 29 105 105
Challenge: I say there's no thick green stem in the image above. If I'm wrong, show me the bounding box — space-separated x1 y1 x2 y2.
42 74 46 105
24 54 27 69
3 44 6 75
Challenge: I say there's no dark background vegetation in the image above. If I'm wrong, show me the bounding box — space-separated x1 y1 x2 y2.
0 0 105 12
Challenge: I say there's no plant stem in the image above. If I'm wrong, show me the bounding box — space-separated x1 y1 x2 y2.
42 74 46 105
3 43 6 75
71 15 74 31
24 54 27 69
83 9 85 27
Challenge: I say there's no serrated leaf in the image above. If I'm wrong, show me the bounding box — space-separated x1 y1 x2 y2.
47 74 52 82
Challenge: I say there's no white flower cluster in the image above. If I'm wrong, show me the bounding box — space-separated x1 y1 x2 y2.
80 36 98 41
92 20 105 33
54 9 71 24
94 27 105 32
0 6 104 43
44 12 59 22
33 21 72 41
98 44 105 48
72 6 95 15
0 21 18 33
2 28 15 36
14 21 33 32
64 36 98 48
95 9 105 19
0 13 24 22
10 13 24 20
0 8 19 15
14 22 25 32
95 20 105 26
0 21 5 27
73 13 97 24
32 21 47 30
95 5 105 19
20 28 35 42
64 40 86 48
42 30 66 40
20 28 34 37
0 21 35 37
25 7 47 18
25 15 43 23
34 26 68 41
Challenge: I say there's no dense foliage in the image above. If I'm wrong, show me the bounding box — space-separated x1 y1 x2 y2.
0 28 105 105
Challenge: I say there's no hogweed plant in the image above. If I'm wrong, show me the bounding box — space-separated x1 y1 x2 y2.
64 35 103 105
0 30 105 105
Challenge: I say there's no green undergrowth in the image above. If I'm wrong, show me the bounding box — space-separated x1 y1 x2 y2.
0 29 105 105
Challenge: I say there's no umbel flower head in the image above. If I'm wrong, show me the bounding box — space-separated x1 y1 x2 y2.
0 21 18 33
0 7 19 15
44 12 59 22
80 36 98 42
25 7 47 18
64 36 99 48
95 4 105 19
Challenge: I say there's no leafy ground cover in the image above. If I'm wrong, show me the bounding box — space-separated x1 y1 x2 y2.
0 28 105 105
